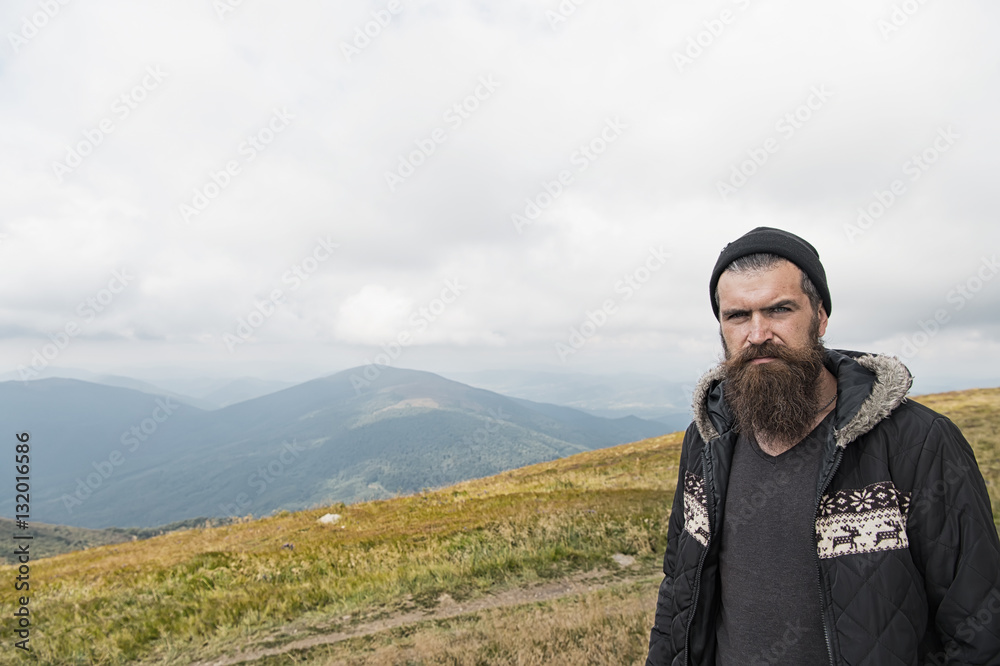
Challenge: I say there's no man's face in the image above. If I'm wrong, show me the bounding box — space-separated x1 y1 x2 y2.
716 259 829 442
717 259 827 360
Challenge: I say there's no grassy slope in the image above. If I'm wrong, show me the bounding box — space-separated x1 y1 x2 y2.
1 387 996 666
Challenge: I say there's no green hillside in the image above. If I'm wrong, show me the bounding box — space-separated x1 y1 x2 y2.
1 387 996 665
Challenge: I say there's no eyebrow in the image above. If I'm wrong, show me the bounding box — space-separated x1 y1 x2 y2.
721 299 800 319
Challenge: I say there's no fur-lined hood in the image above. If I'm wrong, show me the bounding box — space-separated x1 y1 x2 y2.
692 350 913 449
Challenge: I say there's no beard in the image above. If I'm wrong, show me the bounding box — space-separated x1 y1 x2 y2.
721 320 827 444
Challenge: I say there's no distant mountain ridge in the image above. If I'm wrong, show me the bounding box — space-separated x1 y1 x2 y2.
443 368 693 429
0 367 669 529
150 375 298 409
0 367 296 410
0 366 217 410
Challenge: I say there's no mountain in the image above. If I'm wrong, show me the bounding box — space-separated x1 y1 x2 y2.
147 375 297 409
0 377 206 502
0 366 215 409
443 368 694 428
198 376 298 408
0 367 669 529
0 366 297 410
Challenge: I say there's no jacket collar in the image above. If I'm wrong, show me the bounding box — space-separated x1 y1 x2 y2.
692 349 913 449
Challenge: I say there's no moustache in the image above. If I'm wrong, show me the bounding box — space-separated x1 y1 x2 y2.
730 341 796 366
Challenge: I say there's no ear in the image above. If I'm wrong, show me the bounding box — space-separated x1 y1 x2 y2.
816 306 829 338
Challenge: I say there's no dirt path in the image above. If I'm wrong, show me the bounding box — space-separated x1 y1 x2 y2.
193 569 660 666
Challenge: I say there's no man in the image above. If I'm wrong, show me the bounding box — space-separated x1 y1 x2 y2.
646 227 1000 665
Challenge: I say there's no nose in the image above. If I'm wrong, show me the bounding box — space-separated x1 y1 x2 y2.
746 312 772 346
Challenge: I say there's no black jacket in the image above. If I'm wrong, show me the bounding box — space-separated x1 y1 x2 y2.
646 350 1000 665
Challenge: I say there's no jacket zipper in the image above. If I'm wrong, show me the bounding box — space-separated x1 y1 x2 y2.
814 439 844 666
682 447 714 665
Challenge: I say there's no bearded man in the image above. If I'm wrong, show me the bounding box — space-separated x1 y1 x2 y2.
645 227 1000 666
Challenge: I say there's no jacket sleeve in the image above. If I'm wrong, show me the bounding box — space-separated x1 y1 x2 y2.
646 426 696 666
906 416 1000 664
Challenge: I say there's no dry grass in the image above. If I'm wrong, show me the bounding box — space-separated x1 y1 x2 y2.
248 577 661 666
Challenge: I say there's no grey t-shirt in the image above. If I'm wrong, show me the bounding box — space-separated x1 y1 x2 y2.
715 412 834 666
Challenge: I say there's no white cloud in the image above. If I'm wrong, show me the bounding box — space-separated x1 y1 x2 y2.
333 284 415 344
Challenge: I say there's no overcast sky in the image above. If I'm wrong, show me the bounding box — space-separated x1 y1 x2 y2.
1 0 998 393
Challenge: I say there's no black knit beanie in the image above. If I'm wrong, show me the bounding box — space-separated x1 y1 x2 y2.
709 227 831 320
